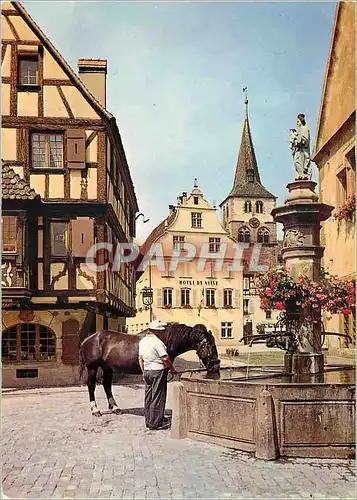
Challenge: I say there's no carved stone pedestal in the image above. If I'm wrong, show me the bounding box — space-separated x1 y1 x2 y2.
272 181 333 377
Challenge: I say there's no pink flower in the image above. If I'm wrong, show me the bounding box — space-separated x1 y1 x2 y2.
265 287 272 297
275 302 285 311
342 308 352 316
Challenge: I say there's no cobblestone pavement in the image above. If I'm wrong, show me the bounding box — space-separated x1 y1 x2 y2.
2 381 355 500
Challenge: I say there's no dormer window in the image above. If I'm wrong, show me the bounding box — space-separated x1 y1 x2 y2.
18 57 38 86
194 197 199 205
246 168 255 183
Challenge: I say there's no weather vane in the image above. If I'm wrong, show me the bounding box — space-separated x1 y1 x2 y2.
243 86 248 116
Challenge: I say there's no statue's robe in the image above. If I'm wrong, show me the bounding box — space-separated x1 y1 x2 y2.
293 124 311 180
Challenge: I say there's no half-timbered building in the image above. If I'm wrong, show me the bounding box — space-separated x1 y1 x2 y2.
1 1 138 387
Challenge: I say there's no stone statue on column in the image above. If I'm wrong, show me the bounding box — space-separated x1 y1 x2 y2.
290 113 312 180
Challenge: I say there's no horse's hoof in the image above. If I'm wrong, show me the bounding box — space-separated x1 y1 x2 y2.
111 407 122 415
92 410 102 417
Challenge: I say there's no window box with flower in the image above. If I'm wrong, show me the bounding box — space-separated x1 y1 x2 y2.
181 304 192 309
206 305 217 309
333 192 356 222
163 304 172 309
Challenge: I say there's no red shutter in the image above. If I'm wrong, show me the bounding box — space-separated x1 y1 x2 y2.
62 319 80 365
66 129 86 169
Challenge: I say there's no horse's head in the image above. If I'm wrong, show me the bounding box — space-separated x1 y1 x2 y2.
193 324 221 373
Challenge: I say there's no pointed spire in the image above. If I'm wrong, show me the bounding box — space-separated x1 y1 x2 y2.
229 96 275 199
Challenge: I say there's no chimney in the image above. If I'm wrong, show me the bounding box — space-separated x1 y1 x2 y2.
169 205 176 215
78 59 107 108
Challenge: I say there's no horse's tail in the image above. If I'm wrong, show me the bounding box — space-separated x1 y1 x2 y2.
78 345 87 383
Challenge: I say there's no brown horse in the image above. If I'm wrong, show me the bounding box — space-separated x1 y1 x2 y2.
79 323 220 416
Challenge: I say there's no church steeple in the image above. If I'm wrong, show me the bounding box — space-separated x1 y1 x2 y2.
229 90 274 199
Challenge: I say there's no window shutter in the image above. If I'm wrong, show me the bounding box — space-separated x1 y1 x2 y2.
234 289 241 309
62 319 80 365
175 288 180 307
66 129 86 169
217 289 223 308
249 299 255 314
70 218 94 257
156 288 162 307
192 289 197 307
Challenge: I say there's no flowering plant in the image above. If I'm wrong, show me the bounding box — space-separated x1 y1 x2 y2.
333 192 355 222
256 266 355 317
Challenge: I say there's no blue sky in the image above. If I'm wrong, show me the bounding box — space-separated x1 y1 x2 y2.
23 1 336 241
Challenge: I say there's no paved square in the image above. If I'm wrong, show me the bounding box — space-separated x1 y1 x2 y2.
2 380 355 499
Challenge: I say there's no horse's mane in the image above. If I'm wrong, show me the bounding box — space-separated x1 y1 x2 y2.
167 323 202 343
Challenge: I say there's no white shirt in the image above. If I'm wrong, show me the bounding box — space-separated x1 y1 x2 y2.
138 334 168 371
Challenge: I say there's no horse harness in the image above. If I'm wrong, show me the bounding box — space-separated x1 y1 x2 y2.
195 338 210 358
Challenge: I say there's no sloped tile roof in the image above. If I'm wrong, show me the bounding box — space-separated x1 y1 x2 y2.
2 163 40 200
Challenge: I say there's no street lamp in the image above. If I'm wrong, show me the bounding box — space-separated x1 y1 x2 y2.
141 286 153 322
135 212 149 223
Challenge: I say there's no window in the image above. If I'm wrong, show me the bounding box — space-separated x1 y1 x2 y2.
244 201 252 213
243 277 250 291
206 289 216 307
163 288 173 307
194 196 199 205
209 237 221 253
266 310 272 320
226 205 229 217
238 227 250 243
31 133 63 169
18 57 38 86
223 289 233 307
256 201 263 213
181 289 190 306
337 168 348 205
243 299 249 314
2 324 56 362
50 221 69 256
173 236 185 251
246 168 255 183
221 322 233 338
2 216 17 252
191 212 202 228
257 227 270 244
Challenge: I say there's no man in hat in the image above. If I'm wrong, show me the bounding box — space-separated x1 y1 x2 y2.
138 320 177 430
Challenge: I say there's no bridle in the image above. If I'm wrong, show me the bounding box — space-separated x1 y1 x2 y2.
195 337 212 364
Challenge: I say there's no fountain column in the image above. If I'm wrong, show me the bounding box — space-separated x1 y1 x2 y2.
272 180 333 377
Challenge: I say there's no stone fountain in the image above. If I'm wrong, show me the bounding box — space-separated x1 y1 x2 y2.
272 179 333 380
170 120 355 460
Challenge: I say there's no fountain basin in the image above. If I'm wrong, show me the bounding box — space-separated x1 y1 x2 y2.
170 366 355 460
